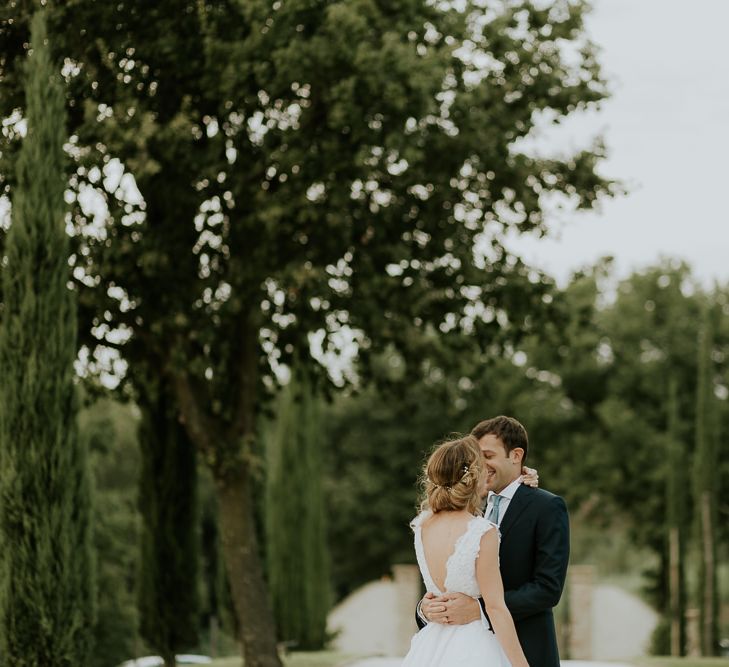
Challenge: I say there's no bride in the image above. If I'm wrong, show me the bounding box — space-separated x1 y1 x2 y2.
402 434 529 667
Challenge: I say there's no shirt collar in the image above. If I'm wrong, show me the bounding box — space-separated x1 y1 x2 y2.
488 476 522 502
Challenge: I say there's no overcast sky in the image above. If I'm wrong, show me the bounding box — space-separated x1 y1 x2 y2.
506 0 729 287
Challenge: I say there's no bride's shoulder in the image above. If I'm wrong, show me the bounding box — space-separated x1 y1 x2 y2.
470 514 498 538
409 509 433 531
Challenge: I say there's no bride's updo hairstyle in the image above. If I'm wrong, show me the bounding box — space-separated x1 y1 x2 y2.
420 434 484 515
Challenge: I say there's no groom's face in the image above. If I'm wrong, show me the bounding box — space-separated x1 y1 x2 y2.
477 433 522 495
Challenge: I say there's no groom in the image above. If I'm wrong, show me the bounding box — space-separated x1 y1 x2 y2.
416 416 570 667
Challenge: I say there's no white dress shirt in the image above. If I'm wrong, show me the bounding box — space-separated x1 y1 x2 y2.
484 476 523 525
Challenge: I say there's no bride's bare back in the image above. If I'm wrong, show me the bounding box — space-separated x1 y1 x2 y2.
419 510 477 592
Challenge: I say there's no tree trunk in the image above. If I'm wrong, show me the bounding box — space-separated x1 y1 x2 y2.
172 318 282 666
215 464 283 667
700 492 716 656
668 526 681 656
693 315 718 657
665 376 685 656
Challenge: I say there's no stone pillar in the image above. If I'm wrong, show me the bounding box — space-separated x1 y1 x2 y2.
568 564 595 660
685 608 700 657
392 564 423 656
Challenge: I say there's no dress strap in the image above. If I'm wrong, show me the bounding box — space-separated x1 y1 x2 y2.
410 509 433 531
410 510 441 594
459 516 499 560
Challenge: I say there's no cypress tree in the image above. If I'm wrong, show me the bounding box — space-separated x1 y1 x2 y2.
0 11 95 666
81 399 143 667
665 375 686 655
265 368 329 650
137 378 199 667
692 310 719 656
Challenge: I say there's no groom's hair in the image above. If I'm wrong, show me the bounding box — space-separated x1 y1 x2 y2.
471 416 529 462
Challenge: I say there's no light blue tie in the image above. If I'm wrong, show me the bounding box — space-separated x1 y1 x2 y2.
487 494 503 524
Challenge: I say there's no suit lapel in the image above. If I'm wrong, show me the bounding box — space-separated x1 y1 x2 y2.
499 484 536 540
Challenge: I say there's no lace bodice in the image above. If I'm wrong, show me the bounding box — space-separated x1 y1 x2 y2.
411 511 497 598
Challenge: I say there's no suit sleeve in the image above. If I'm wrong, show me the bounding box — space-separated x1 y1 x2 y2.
504 495 569 621
415 600 427 629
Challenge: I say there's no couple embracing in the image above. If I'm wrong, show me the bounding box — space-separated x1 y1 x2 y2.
403 416 570 667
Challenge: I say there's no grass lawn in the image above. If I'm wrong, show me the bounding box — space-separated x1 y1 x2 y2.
210 652 355 667
635 658 729 667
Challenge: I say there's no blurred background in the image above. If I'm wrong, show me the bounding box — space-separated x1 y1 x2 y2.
0 1 727 667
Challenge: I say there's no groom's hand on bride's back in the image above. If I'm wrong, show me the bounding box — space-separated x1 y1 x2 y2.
421 592 481 625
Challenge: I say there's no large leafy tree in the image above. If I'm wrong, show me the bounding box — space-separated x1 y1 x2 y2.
0 12 95 665
1 2 614 664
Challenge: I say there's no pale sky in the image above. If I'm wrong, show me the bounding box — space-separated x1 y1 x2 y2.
506 0 729 287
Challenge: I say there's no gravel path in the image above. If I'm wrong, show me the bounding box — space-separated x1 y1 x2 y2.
591 584 657 660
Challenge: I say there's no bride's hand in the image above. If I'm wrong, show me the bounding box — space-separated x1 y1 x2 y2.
520 466 539 488
433 592 481 625
421 592 450 623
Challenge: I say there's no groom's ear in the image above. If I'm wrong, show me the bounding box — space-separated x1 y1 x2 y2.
511 448 525 464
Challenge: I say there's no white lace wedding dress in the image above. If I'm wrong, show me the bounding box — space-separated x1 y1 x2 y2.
401 511 511 667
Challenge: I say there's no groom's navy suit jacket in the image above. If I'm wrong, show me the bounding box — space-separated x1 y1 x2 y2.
416 484 570 667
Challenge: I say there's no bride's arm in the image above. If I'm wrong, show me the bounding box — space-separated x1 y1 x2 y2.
476 529 529 667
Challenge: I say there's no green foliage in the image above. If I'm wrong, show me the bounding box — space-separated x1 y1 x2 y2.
80 398 144 667
81 395 238 665
138 380 200 664
651 618 672 657
693 311 720 655
490 262 728 645
0 3 614 663
0 0 614 451
323 349 460 596
324 259 729 649
325 347 582 598
0 12 95 665
265 369 329 650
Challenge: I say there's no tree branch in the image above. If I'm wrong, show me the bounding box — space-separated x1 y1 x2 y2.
171 368 221 470
231 314 259 441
